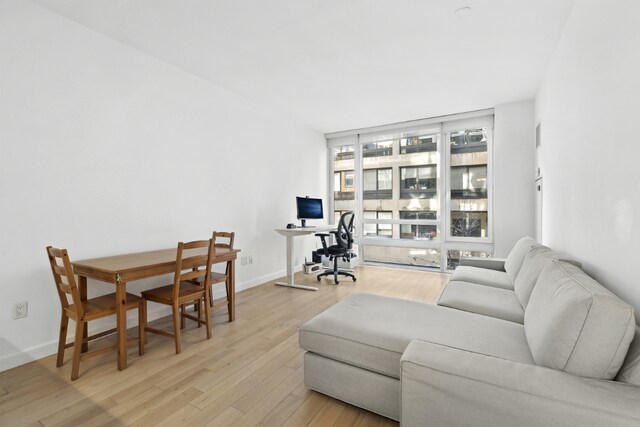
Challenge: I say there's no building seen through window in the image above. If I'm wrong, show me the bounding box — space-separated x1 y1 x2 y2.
330 118 493 270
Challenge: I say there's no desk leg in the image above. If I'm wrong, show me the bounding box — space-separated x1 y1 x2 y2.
115 275 128 370
275 234 318 291
79 276 89 353
228 259 235 322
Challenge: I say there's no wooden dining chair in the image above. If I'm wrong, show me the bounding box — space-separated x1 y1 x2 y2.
47 246 145 381
141 239 214 354
209 231 235 314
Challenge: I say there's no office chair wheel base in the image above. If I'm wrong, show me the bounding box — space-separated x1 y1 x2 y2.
317 276 321 281
353 278 356 282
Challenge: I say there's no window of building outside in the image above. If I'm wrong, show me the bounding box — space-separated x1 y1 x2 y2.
334 170 355 201
364 168 392 200
328 113 493 271
400 135 437 154
400 211 437 239
400 165 437 199
345 171 354 188
363 140 393 158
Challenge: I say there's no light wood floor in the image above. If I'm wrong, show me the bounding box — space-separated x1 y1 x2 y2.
0 265 449 426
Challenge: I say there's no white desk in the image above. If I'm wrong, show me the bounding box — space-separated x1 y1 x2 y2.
274 226 334 291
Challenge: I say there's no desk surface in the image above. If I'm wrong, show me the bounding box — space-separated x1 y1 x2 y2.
274 225 335 236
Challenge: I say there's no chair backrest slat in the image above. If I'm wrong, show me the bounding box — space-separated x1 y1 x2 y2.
212 231 235 250
53 265 68 277
181 269 206 282
47 246 84 318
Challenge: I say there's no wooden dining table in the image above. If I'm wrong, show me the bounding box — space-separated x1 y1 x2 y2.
72 246 240 370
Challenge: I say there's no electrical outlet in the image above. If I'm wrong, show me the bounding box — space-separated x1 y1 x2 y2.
14 301 28 319
241 256 248 266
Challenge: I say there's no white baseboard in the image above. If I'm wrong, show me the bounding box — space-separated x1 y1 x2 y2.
0 269 290 372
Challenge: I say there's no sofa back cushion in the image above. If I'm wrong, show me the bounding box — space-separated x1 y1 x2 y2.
513 245 559 308
616 326 640 386
504 236 537 284
525 261 635 379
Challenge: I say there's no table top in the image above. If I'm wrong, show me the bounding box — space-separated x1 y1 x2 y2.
73 247 240 283
274 225 335 236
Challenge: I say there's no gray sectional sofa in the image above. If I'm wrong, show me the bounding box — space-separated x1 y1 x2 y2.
298 237 640 426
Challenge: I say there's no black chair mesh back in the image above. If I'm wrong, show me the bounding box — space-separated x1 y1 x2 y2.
336 211 355 250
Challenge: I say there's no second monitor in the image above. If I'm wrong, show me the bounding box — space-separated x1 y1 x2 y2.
296 196 323 228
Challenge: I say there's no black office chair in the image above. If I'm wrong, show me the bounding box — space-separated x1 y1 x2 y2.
315 211 357 285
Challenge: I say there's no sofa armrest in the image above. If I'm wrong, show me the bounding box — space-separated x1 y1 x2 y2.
400 339 640 427
458 257 505 271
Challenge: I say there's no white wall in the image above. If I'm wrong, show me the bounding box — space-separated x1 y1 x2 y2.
0 2 326 370
493 101 536 257
535 0 640 320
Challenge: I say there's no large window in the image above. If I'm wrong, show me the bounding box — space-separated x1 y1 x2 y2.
327 112 493 271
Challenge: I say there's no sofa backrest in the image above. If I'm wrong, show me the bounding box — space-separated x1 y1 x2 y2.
525 261 635 380
504 236 537 284
513 245 559 308
617 326 640 386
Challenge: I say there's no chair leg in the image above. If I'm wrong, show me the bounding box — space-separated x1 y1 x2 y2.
172 304 182 354
56 314 69 367
180 304 186 330
142 299 149 345
204 289 212 340
138 302 145 356
71 320 84 381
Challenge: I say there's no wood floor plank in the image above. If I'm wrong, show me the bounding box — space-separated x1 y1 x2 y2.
254 393 304 427
280 390 329 427
0 265 448 426
230 365 304 426
308 397 347 426
203 406 244 427
129 387 202 427
332 403 361 427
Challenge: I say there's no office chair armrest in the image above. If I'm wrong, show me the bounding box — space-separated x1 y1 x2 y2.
315 233 330 253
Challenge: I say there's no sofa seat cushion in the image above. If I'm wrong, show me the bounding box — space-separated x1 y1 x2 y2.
299 292 533 380
449 266 513 290
525 261 636 379
438 281 524 324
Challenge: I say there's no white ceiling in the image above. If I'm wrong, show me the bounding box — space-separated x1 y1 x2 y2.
32 0 575 133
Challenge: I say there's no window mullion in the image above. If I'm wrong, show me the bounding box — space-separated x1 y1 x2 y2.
440 130 449 271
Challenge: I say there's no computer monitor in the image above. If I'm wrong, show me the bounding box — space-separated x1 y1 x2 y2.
296 196 323 227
